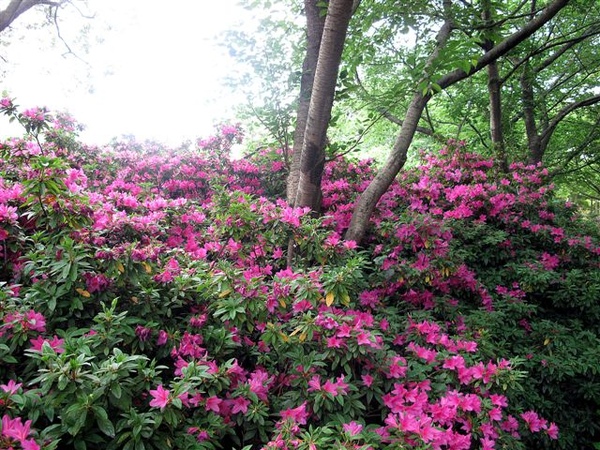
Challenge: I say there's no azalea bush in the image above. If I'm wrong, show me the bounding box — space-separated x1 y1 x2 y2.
0 98 598 449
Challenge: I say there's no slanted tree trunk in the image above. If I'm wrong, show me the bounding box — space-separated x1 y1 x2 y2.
287 0 326 203
345 93 430 242
345 0 570 244
291 0 355 210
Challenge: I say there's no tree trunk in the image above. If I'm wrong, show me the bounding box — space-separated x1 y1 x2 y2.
286 0 326 203
482 0 508 171
345 93 429 242
292 0 355 210
521 62 544 164
487 60 508 170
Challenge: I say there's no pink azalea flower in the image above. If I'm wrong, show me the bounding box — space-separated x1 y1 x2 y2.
327 336 345 348
343 421 363 436
2 414 32 442
361 374 374 387
322 379 338 396
149 385 170 409
0 379 22 395
21 438 41 450
156 330 168 346
521 410 546 432
356 331 372 346
205 396 222 413
335 376 349 395
540 252 560 270
307 375 321 392
230 396 250 414
280 401 309 425
481 437 496 450
29 335 65 353
546 422 559 439
459 394 481 413
24 310 46 332
419 417 441 442
343 240 357 250
247 369 271 402
490 394 508 407
389 412 420 433
489 407 503 421
387 356 408 378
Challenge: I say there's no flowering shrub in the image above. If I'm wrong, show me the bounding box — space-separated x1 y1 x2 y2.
321 142 600 449
0 99 597 449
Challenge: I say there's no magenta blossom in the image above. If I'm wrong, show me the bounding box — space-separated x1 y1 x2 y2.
280 401 309 425
342 421 363 436
149 385 171 409
0 379 22 395
29 335 65 353
1 414 36 445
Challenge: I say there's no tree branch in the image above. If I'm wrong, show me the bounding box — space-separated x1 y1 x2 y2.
500 22 600 83
437 0 571 90
0 0 65 34
540 94 600 147
551 117 600 177
378 108 445 141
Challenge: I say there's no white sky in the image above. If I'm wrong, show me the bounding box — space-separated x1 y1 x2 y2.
1 0 254 145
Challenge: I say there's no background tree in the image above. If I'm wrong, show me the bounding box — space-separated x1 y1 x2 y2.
345 0 571 243
0 0 92 46
222 2 305 159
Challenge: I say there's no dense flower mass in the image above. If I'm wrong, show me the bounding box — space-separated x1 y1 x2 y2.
0 100 599 449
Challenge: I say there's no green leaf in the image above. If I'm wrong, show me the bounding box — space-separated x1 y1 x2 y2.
67 408 88 436
57 375 69 391
111 382 122 399
93 406 115 437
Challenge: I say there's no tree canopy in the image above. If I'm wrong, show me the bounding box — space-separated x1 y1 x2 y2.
232 0 600 237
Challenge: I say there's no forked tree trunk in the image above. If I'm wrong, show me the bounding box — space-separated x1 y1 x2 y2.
522 61 600 165
292 0 355 210
287 0 326 203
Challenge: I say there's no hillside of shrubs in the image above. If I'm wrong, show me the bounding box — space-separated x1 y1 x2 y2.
1 99 599 450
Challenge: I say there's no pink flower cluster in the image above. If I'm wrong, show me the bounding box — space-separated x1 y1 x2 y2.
1 415 40 450
0 310 46 338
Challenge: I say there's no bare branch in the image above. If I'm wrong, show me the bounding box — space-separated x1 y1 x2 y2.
0 0 28 33
540 94 600 147
0 0 69 33
501 22 600 83
551 117 600 177
378 107 445 141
